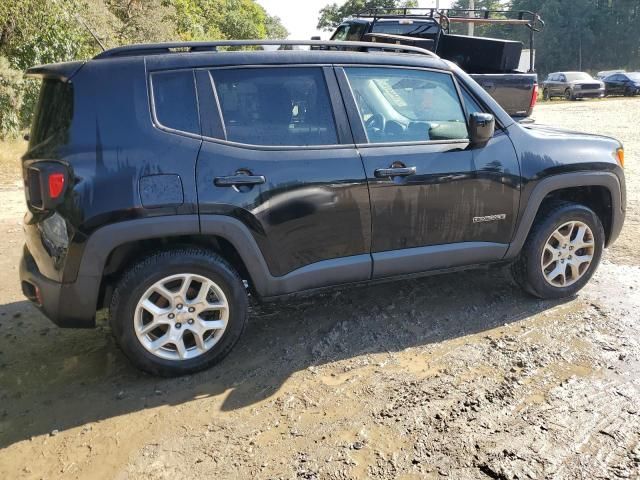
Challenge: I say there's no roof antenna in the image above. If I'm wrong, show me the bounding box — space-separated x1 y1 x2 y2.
74 12 107 52
53 0 107 51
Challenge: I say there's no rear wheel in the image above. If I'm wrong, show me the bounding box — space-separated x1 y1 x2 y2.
512 202 604 299
109 248 248 376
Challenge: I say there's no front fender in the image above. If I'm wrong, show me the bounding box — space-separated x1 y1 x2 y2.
504 172 625 259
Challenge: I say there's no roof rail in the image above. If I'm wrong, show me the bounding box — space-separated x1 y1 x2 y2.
93 39 440 60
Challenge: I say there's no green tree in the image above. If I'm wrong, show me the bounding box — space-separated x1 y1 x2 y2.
317 0 418 32
104 0 177 44
0 57 24 139
264 14 289 39
509 0 640 75
170 0 271 40
0 0 98 130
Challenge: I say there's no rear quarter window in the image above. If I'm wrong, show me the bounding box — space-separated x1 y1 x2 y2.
29 79 74 148
151 70 200 135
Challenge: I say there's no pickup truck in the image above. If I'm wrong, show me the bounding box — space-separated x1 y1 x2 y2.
329 8 543 118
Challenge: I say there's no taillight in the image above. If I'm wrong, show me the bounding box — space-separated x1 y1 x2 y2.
24 162 68 210
530 84 539 109
48 173 65 199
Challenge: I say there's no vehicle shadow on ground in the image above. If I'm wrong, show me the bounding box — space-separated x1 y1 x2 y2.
0 266 570 447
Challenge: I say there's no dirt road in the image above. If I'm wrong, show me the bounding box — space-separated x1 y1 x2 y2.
1 99 639 479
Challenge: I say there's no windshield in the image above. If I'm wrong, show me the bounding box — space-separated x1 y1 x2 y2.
564 72 593 81
331 22 366 41
626 72 640 81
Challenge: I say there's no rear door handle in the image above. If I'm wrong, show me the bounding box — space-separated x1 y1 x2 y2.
374 166 416 178
214 175 266 187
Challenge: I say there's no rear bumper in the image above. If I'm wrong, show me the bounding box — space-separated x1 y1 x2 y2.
19 246 97 328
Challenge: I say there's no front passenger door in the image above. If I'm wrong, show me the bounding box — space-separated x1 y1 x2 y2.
336 66 520 278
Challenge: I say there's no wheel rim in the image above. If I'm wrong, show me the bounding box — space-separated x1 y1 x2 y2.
541 221 595 288
134 273 229 361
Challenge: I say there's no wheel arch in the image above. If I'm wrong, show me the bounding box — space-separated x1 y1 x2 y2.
505 172 624 259
77 215 273 312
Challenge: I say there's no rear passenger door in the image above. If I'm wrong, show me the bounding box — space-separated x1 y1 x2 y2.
336 66 520 278
194 66 372 292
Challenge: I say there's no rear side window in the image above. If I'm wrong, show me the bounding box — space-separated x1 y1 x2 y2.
151 71 200 135
211 67 338 146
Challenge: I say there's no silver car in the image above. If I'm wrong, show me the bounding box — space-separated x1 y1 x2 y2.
542 71 605 100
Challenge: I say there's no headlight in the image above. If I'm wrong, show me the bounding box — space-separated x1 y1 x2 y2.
573 84 582 89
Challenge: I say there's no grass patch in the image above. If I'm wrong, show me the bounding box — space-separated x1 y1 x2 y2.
0 137 26 187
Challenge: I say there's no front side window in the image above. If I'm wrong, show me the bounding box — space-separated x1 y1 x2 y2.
211 67 338 146
345 67 468 143
151 70 200 135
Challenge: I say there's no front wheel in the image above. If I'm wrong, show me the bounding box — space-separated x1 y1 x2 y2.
543 88 550 101
109 248 248 376
512 202 604 299
564 88 574 101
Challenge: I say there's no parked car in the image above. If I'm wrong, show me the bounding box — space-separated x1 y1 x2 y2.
542 72 605 100
20 40 625 376
596 69 625 80
603 72 640 96
328 8 544 118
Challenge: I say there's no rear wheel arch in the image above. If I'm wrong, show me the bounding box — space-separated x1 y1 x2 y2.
97 234 255 310
77 216 271 311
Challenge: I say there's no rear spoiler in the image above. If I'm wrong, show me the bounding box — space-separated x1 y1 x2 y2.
24 61 85 82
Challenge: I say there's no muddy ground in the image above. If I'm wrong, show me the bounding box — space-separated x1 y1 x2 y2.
0 99 639 479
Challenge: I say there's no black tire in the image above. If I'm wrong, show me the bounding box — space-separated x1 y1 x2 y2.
564 88 574 101
109 248 248 376
512 202 605 299
543 88 550 101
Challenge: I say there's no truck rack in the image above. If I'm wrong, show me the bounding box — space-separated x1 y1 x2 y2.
352 8 544 73
354 8 544 32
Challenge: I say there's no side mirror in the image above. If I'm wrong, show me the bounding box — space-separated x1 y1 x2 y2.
469 112 495 147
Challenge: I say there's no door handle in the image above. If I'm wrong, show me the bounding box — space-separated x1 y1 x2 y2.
214 174 266 187
374 166 416 178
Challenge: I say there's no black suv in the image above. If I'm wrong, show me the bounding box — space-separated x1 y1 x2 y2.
20 40 626 376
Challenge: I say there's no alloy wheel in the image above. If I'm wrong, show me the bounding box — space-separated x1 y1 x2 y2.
134 273 229 361
540 221 595 288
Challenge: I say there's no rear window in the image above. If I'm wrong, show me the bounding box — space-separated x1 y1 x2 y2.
371 20 439 37
29 79 73 148
151 70 200 135
211 67 338 146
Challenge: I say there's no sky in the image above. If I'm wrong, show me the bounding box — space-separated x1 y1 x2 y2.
256 0 455 40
